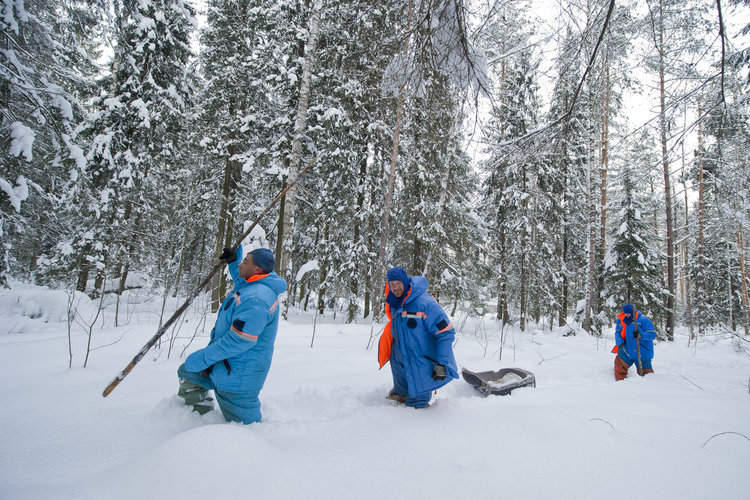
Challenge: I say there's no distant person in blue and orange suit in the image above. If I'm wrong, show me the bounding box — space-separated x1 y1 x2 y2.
177 246 286 424
377 266 458 408
612 304 656 380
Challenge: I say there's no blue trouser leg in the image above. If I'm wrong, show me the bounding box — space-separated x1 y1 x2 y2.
177 363 262 424
389 345 432 409
215 391 261 424
618 348 653 370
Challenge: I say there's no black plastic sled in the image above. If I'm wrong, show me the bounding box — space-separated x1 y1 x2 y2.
462 367 536 396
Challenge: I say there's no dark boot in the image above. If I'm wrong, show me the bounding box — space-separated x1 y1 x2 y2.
178 378 214 415
640 368 654 376
385 389 406 404
614 356 630 381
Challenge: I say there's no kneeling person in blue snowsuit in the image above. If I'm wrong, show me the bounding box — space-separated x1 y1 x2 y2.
612 304 656 380
378 266 458 408
177 246 287 424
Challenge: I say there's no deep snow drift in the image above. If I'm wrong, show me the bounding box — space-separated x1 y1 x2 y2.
1 282 749 500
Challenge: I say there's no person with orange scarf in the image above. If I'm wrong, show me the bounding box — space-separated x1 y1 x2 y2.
378 266 458 407
613 304 656 380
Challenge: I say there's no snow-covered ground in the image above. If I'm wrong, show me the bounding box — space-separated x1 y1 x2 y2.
1 282 750 500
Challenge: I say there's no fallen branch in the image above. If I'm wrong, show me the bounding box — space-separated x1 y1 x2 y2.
702 431 750 447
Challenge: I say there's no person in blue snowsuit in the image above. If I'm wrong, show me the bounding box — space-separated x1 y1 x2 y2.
378 266 458 408
612 304 656 380
177 246 287 424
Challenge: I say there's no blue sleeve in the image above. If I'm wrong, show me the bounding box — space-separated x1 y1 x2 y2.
426 300 455 366
184 300 270 372
638 316 657 341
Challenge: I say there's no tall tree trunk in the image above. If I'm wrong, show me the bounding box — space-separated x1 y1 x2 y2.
695 105 706 336
681 119 694 338
737 229 750 336
498 225 509 324
375 0 414 320
76 244 92 293
559 229 569 327
657 0 676 340
317 224 329 315
212 145 236 312
348 154 368 322
519 165 529 332
598 63 610 311
558 106 571 328
278 0 323 280
583 82 599 335
115 207 139 327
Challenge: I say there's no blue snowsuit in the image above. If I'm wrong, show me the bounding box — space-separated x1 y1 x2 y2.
180 247 287 424
386 276 458 407
614 308 656 371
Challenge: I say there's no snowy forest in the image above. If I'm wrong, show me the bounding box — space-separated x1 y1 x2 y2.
3 0 750 341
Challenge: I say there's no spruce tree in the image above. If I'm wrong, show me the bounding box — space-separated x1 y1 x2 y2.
62 0 196 293
602 130 664 324
1 0 100 286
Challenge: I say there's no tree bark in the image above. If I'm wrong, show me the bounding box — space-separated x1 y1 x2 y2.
583 80 598 335
598 62 610 313
374 0 414 320
212 146 236 312
278 0 323 279
657 0 676 340
695 104 706 336
737 229 750 336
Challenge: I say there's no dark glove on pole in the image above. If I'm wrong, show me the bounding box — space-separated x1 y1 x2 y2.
218 247 237 264
431 364 447 381
633 329 641 339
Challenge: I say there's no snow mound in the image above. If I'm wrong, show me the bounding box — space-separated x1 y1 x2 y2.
0 284 94 334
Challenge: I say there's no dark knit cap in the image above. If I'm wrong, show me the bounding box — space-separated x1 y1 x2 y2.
386 266 409 285
250 248 275 273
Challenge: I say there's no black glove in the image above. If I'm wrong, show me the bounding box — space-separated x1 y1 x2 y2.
218 247 237 264
633 329 641 339
431 363 447 381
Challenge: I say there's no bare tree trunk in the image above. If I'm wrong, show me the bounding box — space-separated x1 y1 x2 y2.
497 227 509 325
75 244 91 293
678 107 691 339
278 0 323 279
559 230 569 327
657 0 676 340
519 164 529 332
172 221 190 298
696 105 706 336
583 84 598 335
348 154 369 322
212 148 235 312
374 0 414 320
737 229 750 336
681 124 694 338
598 63 610 311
